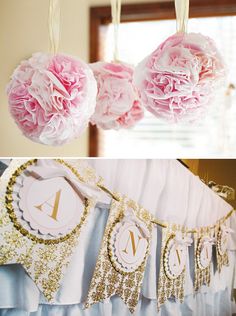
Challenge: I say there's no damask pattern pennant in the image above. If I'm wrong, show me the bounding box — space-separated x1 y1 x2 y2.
215 224 230 272
84 196 154 313
157 224 192 310
0 159 98 301
194 228 214 291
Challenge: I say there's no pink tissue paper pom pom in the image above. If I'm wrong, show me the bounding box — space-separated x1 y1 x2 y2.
7 52 97 146
134 32 226 123
89 61 144 130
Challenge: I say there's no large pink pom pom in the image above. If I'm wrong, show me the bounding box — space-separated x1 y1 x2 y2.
90 62 144 130
134 33 226 123
7 53 97 146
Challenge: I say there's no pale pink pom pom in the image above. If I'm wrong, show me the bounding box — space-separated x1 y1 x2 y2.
134 33 226 123
7 52 97 146
90 62 144 130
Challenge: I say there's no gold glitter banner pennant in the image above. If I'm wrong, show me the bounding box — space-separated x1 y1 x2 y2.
0 159 99 302
215 223 233 272
194 227 214 291
84 196 154 314
157 224 192 310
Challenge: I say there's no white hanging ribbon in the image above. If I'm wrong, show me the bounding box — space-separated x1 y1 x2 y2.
111 0 122 61
174 0 189 33
48 0 61 55
26 159 104 201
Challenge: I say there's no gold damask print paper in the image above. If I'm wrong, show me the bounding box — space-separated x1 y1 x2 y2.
194 227 213 291
0 159 97 302
215 224 229 273
157 224 192 310
84 196 154 314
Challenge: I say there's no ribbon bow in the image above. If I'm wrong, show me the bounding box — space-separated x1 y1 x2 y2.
26 159 106 202
221 225 234 235
174 232 193 247
202 236 215 246
123 207 150 239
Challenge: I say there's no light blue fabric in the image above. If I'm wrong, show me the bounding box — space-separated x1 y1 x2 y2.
0 206 109 310
0 264 39 311
0 290 235 316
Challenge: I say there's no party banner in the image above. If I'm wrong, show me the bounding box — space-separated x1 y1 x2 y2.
0 159 235 311
85 196 154 313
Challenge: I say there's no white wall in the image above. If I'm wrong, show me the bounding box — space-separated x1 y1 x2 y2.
0 0 161 157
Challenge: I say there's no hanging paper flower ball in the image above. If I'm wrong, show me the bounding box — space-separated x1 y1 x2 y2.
7 53 97 146
89 62 144 130
134 32 226 123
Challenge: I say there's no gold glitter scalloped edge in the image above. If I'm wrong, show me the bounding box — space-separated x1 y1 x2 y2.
5 159 91 245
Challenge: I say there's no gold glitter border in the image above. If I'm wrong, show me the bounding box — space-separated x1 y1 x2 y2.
196 237 211 271
5 159 91 245
107 216 150 276
216 228 227 256
163 233 186 280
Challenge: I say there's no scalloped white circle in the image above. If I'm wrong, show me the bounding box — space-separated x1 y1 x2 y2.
199 241 212 269
112 221 148 273
165 239 187 279
18 175 84 237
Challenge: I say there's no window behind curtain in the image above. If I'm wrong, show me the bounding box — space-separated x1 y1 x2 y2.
97 16 236 157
